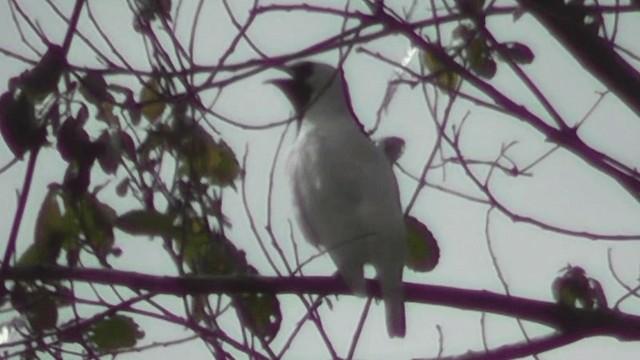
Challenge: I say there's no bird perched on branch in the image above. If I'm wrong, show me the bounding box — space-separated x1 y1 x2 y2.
271 61 407 338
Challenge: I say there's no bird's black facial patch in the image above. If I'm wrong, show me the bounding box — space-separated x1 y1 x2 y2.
288 61 314 82
272 62 316 116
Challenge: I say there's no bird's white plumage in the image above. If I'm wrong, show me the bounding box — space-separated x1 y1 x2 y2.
276 62 407 338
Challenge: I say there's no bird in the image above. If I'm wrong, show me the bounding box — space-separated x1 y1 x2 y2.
271 61 408 338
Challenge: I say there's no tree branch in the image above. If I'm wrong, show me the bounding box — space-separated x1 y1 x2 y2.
5 266 640 342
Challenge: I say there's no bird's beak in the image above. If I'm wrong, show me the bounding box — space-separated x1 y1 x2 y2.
268 67 305 130
269 78 297 102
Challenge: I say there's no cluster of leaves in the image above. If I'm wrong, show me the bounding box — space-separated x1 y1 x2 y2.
552 265 607 311
0 45 65 159
0 32 277 354
132 0 172 33
116 207 282 341
8 281 143 353
421 0 534 90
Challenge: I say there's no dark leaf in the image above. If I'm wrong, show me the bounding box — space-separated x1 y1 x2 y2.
498 42 535 64
57 116 97 166
75 193 117 264
95 131 120 174
116 178 130 197
25 289 58 333
79 71 115 105
552 265 607 310
17 44 66 102
0 91 44 158
88 315 144 350
405 215 440 272
377 136 405 164
79 71 117 125
63 163 92 198
233 290 282 343
115 209 176 238
466 36 496 79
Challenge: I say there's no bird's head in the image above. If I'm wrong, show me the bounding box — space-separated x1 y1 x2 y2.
270 61 352 124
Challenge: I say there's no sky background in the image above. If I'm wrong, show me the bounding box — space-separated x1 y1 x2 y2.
2 1 640 359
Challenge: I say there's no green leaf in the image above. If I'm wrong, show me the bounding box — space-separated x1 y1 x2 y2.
17 187 66 267
206 139 241 187
181 223 244 275
232 266 282 342
73 193 117 263
177 126 241 187
405 215 439 272
140 78 166 123
115 209 176 237
88 315 144 350
35 188 63 245
16 242 60 268
421 49 460 91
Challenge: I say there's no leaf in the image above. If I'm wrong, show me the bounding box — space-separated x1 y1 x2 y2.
35 188 63 244
0 91 44 159
57 115 98 166
63 162 92 198
79 71 117 124
206 140 241 187
231 265 281 342
134 0 172 22
421 50 460 90
498 42 534 64
116 178 130 197
17 45 66 102
233 290 282 342
377 136 405 164
140 78 166 123
552 266 606 310
405 215 439 272
115 209 176 237
457 0 485 16
88 315 144 350
178 127 240 187
465 36 496 79
24 288 58 334
79 71 115 105
16 243 59 268
182 228 240 274
17 187 72 267
74 193 117 263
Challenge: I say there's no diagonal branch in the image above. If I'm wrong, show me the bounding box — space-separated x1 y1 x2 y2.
517 0 640 119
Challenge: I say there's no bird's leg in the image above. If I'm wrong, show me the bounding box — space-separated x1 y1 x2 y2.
334 260 366 296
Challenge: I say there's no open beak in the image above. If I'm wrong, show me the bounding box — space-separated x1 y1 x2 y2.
268 67 305 130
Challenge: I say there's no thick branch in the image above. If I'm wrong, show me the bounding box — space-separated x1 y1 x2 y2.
517 0 640 119
5 266 640 342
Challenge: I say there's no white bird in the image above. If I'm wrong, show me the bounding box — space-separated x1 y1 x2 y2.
271 61 407 338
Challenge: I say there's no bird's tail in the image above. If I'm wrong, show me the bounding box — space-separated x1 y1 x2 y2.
379 264 406 338
384 284 406 338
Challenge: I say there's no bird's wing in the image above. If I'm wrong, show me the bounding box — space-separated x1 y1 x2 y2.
288 129 366 247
